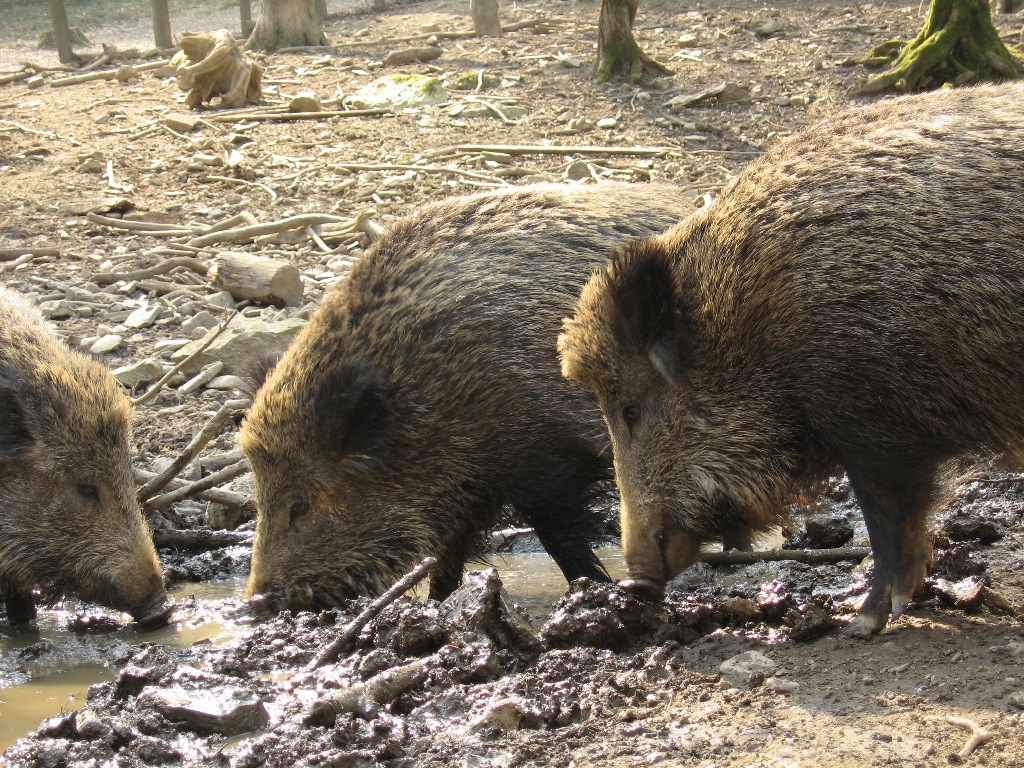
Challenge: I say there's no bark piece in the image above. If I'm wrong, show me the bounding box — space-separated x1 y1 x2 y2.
210 252 303 307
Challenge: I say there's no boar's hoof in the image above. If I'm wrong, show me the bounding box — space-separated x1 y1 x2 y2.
843 613 884 640
618 577 666 601
130 596 175 630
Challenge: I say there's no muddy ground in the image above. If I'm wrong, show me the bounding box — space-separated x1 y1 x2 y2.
1 0 1024 765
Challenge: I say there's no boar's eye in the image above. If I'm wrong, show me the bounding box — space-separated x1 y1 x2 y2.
77 482 100 502
622 404 641 426
289 500 310 525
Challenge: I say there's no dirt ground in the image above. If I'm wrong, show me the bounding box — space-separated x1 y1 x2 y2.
1 0 1024 765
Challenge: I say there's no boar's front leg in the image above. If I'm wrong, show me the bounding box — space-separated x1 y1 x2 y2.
519 502 610 587
1 581 36 625
844 462 935 638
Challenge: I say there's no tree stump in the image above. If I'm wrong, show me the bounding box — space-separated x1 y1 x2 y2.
176 30 263 109
595 0 671 84
470 0 502 37
858 0 1022 94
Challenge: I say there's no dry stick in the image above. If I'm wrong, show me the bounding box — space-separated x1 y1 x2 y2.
138 398 248 504
328 162 504 183
147 459 251 510
188 213 352 247
305 655 434 723
133 466 245 508
202 107 391 124
698 546 871 567
0 119 80 146
0 247 60 260
130 313 236 407
206 175 277 200
152 528 254 552
925 715 994 760
307 556 437 671
93 257 209 286
444 143 673 157
86 212 193 233
0 254 40 273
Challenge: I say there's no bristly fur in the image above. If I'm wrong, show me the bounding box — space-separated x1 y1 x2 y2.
240 183 696 610
560 82 1024 634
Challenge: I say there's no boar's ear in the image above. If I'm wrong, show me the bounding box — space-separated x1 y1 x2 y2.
238 351 284 403
608 239 689 385
314 360 393 475
0 365 35 460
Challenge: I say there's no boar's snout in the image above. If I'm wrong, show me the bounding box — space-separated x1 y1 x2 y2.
619 497 701 598
129 588 174 629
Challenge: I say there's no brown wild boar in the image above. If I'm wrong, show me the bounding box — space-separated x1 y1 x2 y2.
0 285 170 627
558 82 1024 637
241 183 695 611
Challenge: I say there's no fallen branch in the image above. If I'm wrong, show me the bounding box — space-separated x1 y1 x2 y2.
138 398 248 504
147 459 250 510
202 107 390 123
0 254 42 273
433 143 673 158
698 546 872 567
93 257 209 286
131 313 236 407
152 528 254 551
133 466 247 508
307 556 437 670
187 213 351 247
925 715 993 760
86 212 192 233
0 247 60 260
327 161 503 183
0 119 80 146
305 655 434 723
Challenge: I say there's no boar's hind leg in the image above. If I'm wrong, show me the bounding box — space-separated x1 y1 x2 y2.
1 582 36 624
844 463 935 638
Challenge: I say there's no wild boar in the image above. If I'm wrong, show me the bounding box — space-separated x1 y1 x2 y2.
241 183 695 611
0 285 170 627
558 83 1024 636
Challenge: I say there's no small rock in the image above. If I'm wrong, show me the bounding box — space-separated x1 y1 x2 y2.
205 374 244 391
288 94 321 112
666 82 751 111
564 160 596 181
677 33 700 47
112 358 164 388
349 74 447 108
171 316 306 376
1010 691 1024 710
719 650 776 689
90 334 123 354
721 596 763 621
181 310 220 335
756 20 785 37
452 70 502 90
74 709 111 741
159 115 199 133
123 303 162 329
468 697 540 733
934 576 986 611
78 157 105 173
766 676 799 694
596 117 618 129
139 685 269 735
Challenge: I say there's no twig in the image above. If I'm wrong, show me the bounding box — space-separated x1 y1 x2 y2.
152 528 254 551
93 257 209 286
466 97 520 125
0 247 60 260
305 655 434 723
0 119 80 146
86 212 192 233
147 459 251 510
130 312 236 406
433 143 673 158
307 556 437 670
202 108 390 123
698 546 872 567
0 254 39 273
306 226 333 253
188 213 352 247
138 398 248 504
133 466 246 508
327 162 504 183
206 175 277 200
925 715 993 760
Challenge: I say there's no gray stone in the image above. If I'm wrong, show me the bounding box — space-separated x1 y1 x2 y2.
112 358 164 388
140 685 269 735
719 650 776 689
170 315 306 376
90 334 123 354
124 303 163 329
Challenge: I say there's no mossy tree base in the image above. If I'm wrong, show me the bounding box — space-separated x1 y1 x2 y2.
858 0 1022 94
595 0 671 84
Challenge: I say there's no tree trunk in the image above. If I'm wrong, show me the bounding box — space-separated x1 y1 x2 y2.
152 0 173 49
858 0 1022 93
470 0 502 37
239 0 255 38
315 0 327 19
47 0 75 65
246 0 328 52
595 0 671 83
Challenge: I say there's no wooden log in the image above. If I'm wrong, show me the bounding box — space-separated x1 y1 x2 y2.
211 251 303 307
